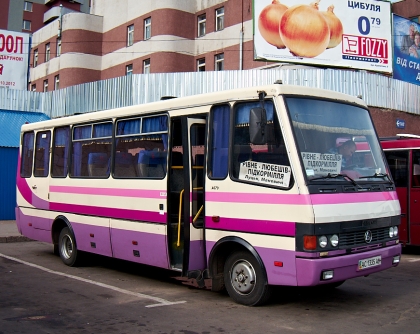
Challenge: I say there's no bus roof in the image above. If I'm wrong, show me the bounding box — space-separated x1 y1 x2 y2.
20 83 367 132
380 135 420 150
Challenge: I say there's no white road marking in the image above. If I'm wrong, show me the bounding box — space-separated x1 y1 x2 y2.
406 258 420 263
0 253 186 308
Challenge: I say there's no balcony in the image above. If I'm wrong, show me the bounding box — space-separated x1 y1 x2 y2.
43 6 78 24
45 0 84 4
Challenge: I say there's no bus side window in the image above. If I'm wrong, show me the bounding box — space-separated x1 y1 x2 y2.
412 151 420 187
34 131 51 177
384 151 408 188
208 104 230 179
52 126 70 178
21 132 34 178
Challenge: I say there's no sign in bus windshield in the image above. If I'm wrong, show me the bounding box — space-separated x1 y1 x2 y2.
301 152 342 175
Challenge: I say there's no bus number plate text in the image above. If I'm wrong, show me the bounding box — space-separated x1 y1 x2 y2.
358 255 381 270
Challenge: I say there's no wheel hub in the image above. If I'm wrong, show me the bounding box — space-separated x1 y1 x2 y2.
230 260 256 294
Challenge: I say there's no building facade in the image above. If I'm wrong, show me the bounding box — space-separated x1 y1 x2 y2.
28 0 270 91
0 0 89 34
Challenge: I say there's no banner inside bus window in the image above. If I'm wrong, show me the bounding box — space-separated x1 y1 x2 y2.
239 161 291 187
301 152 342 175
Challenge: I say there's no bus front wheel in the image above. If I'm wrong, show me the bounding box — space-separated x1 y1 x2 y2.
224 251 271 306
58 227 81 266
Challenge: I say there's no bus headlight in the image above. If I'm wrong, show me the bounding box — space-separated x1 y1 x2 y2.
330 234 339 247
319 235 328 248
389 226 398 238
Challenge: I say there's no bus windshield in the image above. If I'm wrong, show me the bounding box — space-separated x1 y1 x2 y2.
285 97 388 182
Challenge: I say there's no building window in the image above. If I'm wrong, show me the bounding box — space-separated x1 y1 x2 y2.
127 24 134 46
31 84 36 91
143 59 150 74
216 7 224 31
56 38 61 56
198 14 206 37
43 80 48 92
126 64 133 75
144 17 151 40
215 53 224 71
197 58 205 72
45 43 51 62
24 1 33 12
23 20 31 31
54 75 59 90
33 49 38 67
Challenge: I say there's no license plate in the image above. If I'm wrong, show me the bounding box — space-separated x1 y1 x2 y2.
358 255 381 270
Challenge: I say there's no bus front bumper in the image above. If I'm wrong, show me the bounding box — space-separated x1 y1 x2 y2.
295 243 402 286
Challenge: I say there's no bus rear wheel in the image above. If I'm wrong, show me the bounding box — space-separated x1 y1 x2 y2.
58 227 81 266
224 251 272 306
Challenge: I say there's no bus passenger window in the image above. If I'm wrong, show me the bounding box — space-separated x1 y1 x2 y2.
21 132 34 178
71 122 112 178
412 151 420 187
34 131 51 177
114 115 168 179
52 126 70 178
209 104 230 179
231 100 292 188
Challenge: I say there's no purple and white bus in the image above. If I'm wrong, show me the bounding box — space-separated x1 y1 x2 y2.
16 83 401 305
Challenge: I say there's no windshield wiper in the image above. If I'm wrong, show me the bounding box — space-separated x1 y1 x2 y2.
359 172 393 184
310 173 359 186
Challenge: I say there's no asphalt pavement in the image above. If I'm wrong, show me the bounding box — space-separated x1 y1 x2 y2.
0 220 32 243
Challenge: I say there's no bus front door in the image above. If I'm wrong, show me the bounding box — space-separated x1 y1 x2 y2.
168 117 207 275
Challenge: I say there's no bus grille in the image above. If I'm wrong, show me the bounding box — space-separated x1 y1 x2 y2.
339 227 390 248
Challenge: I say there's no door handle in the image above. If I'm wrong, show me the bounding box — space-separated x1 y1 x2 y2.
32 185 37 189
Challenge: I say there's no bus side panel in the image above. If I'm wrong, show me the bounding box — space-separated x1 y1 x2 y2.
410 188 420 245
15 207 52 243
110 220 169 269
396 187 408 244
206 231 298 286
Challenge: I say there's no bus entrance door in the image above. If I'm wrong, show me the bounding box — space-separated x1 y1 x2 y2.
168 117 207 275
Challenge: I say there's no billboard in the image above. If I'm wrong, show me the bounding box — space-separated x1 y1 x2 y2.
253 0 392 73
0 29 30 91
392 14 420 86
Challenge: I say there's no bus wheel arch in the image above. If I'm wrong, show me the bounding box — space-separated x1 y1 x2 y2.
208 237 271 305
52 216 81 266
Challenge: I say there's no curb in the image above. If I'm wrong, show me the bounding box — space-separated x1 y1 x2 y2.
0 236 34 243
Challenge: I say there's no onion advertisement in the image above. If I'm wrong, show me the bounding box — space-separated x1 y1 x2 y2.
253 0 392 73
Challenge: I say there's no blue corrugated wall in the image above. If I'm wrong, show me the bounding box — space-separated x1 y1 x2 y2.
0 147 18 220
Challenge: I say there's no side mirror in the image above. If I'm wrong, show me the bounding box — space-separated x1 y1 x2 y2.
249 107 267 145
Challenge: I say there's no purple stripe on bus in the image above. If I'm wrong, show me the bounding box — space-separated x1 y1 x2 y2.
189 240 207 270
206 192 312 205
15 208 52 243
50 185 166 199
206 191 398 205
205 216 295 236
310 191 399 205
16 174 49 210
49 202 167 223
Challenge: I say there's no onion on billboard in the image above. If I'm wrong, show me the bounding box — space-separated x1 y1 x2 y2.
258 0 288 49
257 0 344 58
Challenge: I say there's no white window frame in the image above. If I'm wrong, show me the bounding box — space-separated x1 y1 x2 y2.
43 80 48 92
143 59 150 74
23 20 31 31
215 53 224 71
126 64 133 75
24 1 33 12
144 17 151 40
45 43 51 62
56 38 61 56
54 75 59 90
197 58 205 72
127 24 134 47
216 7 224 31
198 14 206 37
33 49 38 67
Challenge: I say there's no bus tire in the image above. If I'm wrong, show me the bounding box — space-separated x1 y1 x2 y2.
224 251 271 306
58 227 81 267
